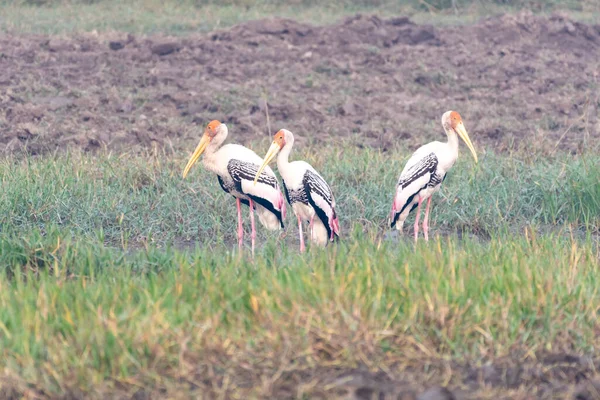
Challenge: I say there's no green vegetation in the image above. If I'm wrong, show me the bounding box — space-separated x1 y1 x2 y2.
1 0 599 395
0 0 598 34
0 226 598 397
0 147 598 396
1 148 598 248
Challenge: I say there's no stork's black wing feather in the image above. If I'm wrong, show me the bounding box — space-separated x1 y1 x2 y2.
390 152 440 228
227 159 278 192
217 175 249 207
282 180 292 205
303 169 337 240
227 159 284 228
398 153 439 189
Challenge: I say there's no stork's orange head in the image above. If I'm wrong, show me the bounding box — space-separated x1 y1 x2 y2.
441 110 478 164
449 111 462 130
183 120 223 179
205 120 222 137
273 129 287 148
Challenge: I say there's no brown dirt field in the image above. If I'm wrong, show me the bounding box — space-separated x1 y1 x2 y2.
1 11 599 156
164 349 600 400
7 347 600 399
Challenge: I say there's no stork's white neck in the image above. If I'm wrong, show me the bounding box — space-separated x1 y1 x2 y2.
202 125 228 171
442 125 460 167
445 126 459 151
209 126 228 153
277 141 293 172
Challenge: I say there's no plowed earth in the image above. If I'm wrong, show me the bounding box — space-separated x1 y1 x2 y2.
1 12 599 155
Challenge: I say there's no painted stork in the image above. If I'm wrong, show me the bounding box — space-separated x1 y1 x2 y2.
390 111 478 242
182 120 287 254
253 129 340 252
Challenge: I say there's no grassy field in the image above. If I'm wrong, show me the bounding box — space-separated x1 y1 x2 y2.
1 0 600 397
0 147 598 397
2 147 599 248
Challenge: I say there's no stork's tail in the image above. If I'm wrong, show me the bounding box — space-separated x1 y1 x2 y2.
390 211 400 229
310 215 340 247
250 187 287 230
255 204 283 230
278 190 287 221
390 216 404 232
330 210 341 242
310 219 329 247
390 189 402 230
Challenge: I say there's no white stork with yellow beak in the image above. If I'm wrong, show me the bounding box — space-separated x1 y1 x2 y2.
253 129 340 252
390 111 478 242
182 120 287 254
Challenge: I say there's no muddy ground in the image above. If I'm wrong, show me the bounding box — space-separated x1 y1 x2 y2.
192 350 600 400
1 11 599 156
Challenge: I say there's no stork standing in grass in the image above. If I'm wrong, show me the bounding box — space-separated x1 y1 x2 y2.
182 120 286 255
253 129 340 252
390 111 478 242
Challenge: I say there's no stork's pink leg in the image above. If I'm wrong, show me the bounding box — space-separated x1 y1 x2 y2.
236 198 243 251
297 215 305 253
423 196 432 242
310 215 314 234
414 198 423 243
329 218 334 241
249 199 256 257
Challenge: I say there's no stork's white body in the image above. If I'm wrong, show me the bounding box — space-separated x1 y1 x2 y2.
277 161 316 220
183 122 286 255
391 136 458 231
390 111 477 242
202 142 286 230
278 159 332 247
271 130 340 250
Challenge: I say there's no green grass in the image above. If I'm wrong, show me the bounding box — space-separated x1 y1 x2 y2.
0 0 598 34
0 147 598 248
0 231 598 397
0 147 598 396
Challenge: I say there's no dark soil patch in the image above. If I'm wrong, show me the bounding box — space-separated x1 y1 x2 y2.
0 12 598 155
164 351 600 399
2 350 599 399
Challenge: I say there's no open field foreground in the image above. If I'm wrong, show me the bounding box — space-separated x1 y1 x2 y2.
1 2 600 399
0 229 598 399
0 150 598 399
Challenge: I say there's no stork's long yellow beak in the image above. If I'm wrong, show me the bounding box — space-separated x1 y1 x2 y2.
253 142 280 185
455 122 478 163
182 133 211 179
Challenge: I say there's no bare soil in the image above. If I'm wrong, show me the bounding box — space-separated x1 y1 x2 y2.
5 347 599 399
176 349 600 399
1 11 599 156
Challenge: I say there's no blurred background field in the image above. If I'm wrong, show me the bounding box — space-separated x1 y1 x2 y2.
0 0 599 34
